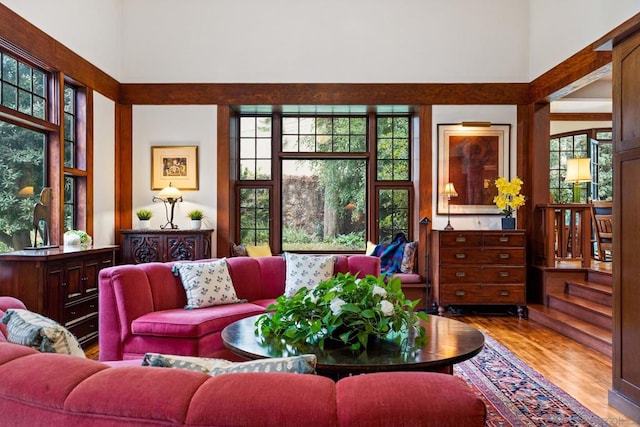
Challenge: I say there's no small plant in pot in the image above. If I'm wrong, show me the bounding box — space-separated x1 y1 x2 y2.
136 209 153 229
187 210 204 230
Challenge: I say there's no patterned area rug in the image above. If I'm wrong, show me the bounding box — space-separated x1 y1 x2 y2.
454 335 607 427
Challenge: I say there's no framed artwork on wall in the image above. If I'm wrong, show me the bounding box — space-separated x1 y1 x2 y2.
151 145 199 190
437 124 510 215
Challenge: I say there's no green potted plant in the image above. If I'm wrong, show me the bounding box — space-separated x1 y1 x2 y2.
136 209 153 230
187 209 204 230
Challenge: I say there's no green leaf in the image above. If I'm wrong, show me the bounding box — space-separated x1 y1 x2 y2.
360 309 376 318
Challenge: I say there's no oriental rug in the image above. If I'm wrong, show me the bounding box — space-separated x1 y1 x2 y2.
454 335 607 427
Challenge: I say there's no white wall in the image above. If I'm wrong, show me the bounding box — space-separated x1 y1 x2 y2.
1 0 123 82
120 0 530 83
529 0 640 80
432 105 518 231
93 93 116 245
132 106 218 252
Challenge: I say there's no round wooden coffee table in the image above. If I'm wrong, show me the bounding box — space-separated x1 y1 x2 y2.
222 314 484 378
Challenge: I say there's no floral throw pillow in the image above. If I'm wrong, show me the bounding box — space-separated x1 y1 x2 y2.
142 353 317 376
283 253 336 297
172 258 242 309
400 241 418 274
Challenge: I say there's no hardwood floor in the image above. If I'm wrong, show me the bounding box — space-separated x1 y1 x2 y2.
457 314 639 426
85 314 638 425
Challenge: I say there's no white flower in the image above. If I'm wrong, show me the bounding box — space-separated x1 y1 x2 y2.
330 298 347 315
372 285 387 298
379 300 394 316
304 293 318 305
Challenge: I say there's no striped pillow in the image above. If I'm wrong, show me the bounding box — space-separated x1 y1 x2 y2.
0 309 85 358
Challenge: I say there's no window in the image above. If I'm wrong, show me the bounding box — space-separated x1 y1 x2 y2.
0 48 88 253
236 110 413 253
549 129 612 203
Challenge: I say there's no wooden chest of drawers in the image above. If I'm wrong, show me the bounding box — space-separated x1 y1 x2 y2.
431 230 526 316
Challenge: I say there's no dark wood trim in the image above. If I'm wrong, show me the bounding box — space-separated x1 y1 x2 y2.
550 112 612 121
594 12 640 49
417 105 433 298
120 83 529 106
114 104 132 247
529 46 612 103
216 105 231 257
82 87 93 236
0 4 120 101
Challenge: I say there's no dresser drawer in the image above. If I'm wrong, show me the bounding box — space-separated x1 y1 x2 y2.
439 266 526 284
440 284 525 304
439 233 483 248
439 248 525 265
66 313 98 347
64 297 98 324
482 233 525 247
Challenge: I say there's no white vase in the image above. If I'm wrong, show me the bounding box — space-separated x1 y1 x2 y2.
139 219 151 230
191 219 201 230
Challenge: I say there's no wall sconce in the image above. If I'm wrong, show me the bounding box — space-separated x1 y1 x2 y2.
442 182 458 231
460 121 492 127
565 158 592 203
153 183 183 229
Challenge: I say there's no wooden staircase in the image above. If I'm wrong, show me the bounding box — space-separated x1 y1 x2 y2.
528 270 612 357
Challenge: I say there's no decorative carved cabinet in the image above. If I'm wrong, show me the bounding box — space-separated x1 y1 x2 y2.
0 246 118 348
431 230 526 317
120 229 213 264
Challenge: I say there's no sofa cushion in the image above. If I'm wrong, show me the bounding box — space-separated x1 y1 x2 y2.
283 253 336 297
0 309 85 358
142 352 317 375
131 303 266 338
173 258 242 309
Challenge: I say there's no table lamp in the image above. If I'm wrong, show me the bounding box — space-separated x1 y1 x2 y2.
565 158 591 203
153 183 183 229
442 182 458 231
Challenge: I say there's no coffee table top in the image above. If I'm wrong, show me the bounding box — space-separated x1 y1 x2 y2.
222 314 484 376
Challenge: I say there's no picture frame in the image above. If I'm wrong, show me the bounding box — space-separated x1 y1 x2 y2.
151 145 199 190
437 124 510 215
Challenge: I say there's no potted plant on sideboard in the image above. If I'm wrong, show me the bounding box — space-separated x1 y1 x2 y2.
187 209 204 230
136 209 153 230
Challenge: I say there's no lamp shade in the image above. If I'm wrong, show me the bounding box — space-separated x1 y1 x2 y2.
443 182 458 197
156 184 183 201
565 158 592 183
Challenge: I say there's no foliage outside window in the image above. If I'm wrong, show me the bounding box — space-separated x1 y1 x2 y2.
549 129 612 203
236 111 413 253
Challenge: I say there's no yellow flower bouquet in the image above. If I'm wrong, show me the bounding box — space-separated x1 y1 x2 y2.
493 177 526 218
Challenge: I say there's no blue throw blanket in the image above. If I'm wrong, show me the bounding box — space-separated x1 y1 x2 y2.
373 232 408 277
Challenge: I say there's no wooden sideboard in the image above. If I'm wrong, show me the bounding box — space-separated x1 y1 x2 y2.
0 245 118 348
431 230 526 317
120 229 213 264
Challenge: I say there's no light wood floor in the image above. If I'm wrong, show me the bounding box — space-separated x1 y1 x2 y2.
86 314 637 425
457 315 638 426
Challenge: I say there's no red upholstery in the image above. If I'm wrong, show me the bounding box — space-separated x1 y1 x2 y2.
99 255 381 361
0 341 486 427
0 296 27 342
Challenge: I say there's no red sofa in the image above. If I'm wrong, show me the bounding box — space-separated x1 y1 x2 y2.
0 341 486 427
98 255 381 361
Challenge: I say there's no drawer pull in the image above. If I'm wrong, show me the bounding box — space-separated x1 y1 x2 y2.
499 271 509 277
499 290 510 296
499 253 510 259
455 290 466 297
455 253 466 259
499 236 509 242
455 272 466 277
455 236 467 243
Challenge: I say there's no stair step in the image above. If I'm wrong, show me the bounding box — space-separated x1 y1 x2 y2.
566 280 612 306
528 304 612 357
547 292 612 329
586 270 613 287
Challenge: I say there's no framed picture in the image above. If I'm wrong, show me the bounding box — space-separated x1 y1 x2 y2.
437 124 510 215
151 146 199 190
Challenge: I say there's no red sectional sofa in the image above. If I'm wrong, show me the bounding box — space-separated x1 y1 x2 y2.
0 341 486 427
98 255 381 361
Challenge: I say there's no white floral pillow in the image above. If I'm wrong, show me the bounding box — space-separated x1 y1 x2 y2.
284 253 336 297
172 258 242 309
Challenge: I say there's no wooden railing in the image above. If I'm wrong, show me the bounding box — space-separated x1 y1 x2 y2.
534 204 592 268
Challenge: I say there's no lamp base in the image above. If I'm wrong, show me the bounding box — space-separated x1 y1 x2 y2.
444 221 454 231
572 184 582 203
